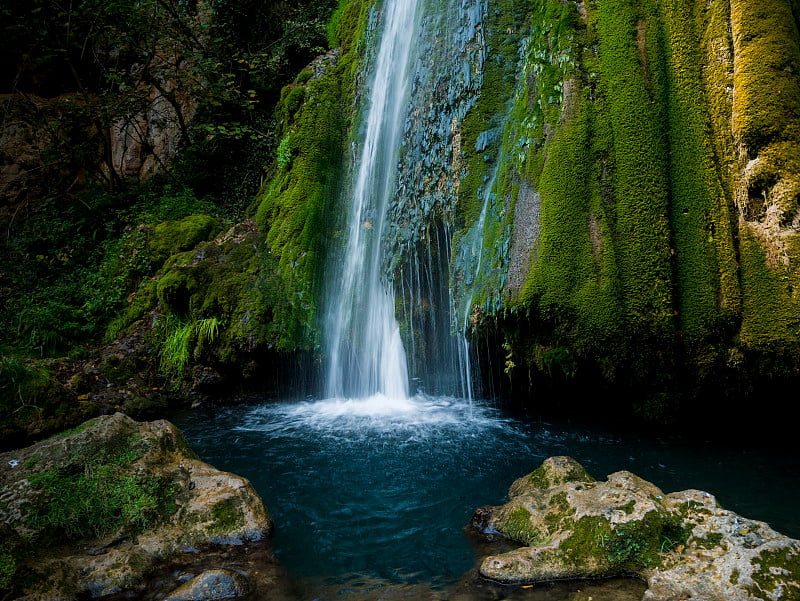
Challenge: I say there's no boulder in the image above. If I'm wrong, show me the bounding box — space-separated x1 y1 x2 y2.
163 568 250 601
471 456 800 601
0 413 272 599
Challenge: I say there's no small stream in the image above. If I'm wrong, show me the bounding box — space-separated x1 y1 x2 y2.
174 395 799 599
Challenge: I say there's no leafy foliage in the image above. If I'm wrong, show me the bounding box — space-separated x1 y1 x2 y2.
0 0 340 362
156 316 221 382
0 356 53 424
0 182 222 356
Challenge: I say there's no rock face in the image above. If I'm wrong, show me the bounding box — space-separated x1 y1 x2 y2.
471 456 800 601
0 413 272 599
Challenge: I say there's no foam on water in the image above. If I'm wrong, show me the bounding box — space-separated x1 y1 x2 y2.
234 394 511 440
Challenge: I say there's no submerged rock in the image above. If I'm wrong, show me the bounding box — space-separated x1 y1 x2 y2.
0 413 272 600
471 456 800 601
163 568 250 601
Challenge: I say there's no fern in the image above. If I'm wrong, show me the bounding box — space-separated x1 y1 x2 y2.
194 317 220 351
158 316 223 382
159 318 193 381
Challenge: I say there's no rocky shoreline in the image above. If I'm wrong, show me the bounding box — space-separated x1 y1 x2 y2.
0 414 279 600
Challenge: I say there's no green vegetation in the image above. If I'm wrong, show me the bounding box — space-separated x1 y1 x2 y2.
0 355 92 442
738 230 800 350
465 0 800 422
1 0 800 432
560 510 687 572
253 0 375 349
157 317 222 382
525 460 594 491
0 543 15 589
26 440 176 540
453 0 540 317
211 497 246 533
0 0 342 423
502 506 543 545
751 547 800 600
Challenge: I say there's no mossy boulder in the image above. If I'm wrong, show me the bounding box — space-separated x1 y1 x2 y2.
0 413 272 600
155 221 264 340
472 456 800 601
149 215 223 266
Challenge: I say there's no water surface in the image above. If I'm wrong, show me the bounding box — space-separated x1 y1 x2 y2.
174 395 799 595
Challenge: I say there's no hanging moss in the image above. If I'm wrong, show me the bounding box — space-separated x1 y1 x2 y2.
523 93 621 345
254 0 375 350
659 0 740 346
594 0 674 339
738 228 800 349
730 0 800 155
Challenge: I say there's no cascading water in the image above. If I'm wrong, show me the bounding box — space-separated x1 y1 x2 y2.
326 0 487 401
325 0 420 401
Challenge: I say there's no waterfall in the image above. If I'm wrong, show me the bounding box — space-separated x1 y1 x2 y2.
325 0 420 400
325 0 486 401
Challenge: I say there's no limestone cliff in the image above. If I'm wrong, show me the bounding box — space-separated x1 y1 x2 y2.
264 0 800 416
449 0 800 416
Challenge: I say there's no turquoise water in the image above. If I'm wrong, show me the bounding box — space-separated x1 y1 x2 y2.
174 395 799 592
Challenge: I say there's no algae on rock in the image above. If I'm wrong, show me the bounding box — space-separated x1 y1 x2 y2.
453 0 800 417
0 413 272 600
472 456 800 601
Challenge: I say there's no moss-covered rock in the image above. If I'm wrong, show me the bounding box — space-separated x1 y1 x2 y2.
149 215 223 266
148 220 273 385
472 456 800 601
252 0 376 351
452 0 800 422
0 413 271 600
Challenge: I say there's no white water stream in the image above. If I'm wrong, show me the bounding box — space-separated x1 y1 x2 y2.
325 0 420 400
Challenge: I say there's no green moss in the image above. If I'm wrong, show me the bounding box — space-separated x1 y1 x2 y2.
694 531 724 549
559 508 688 574
149 215 222 265
253 0 374 350
121 219 271 372
659 0 741 345
738 228 800 349
23 456 41 469
0 543 15 590
501 506 543 546
451 0 532 320
211 497 244 533
521 92 622 348
731 0 800 154
751 546 800 600
26 444 175 541
551 491 571 512
525 460 594 490
157 270 191 316
595 0 674 339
